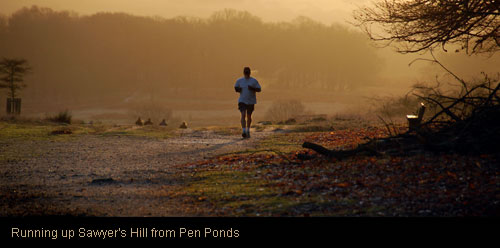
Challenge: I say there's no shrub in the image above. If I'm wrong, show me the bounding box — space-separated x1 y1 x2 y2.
369 95 421 121
265 99 306 123
47 110 72 124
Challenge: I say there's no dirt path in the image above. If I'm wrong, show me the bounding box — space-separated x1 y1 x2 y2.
0 128 275 216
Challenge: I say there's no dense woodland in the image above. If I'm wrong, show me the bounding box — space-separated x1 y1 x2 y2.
0 6 383 108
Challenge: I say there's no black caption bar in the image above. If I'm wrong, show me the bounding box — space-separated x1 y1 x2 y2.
0 217 496 244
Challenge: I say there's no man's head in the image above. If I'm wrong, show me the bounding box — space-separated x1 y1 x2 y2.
243 67 251 78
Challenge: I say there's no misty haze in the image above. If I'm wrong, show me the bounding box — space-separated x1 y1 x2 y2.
0 0 498 219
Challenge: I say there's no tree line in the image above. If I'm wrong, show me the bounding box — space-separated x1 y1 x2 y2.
0 6 382 107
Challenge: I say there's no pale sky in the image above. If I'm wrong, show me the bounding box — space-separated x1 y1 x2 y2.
0 0 370 25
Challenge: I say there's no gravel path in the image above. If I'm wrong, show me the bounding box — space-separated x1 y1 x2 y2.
0 128 273 216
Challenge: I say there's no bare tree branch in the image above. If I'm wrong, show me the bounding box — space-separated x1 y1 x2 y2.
353 0 500 55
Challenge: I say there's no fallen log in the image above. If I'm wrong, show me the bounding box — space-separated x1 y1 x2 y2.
302 142 332 156
302 141 380 160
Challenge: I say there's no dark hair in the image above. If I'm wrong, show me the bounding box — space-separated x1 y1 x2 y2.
243 67 251 74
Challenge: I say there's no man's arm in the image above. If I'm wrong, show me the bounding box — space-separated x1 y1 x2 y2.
248 85 261 92
234 80 242 92
249 79 262 92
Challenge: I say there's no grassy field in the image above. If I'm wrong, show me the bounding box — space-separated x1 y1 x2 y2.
1 116 497 216
0 119 179 141
173 119 498 216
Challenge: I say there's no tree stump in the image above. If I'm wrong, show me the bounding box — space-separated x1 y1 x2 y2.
407 103 426 131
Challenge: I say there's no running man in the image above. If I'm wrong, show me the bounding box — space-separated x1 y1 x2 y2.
234 67 261 138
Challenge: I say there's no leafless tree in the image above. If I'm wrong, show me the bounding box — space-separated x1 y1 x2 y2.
353 0 500 55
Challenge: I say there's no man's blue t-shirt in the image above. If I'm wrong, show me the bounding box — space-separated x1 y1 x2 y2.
234 77 261 105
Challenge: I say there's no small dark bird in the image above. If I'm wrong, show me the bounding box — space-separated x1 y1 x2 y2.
135 117 143 126
159 119 168 126
144 118 153 125
179 121 188 129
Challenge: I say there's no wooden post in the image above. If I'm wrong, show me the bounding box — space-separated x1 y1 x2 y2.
6 98 21 115
6 98 10 114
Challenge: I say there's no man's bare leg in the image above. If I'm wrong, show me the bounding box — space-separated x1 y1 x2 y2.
240 110 247 138
246 112 252 138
